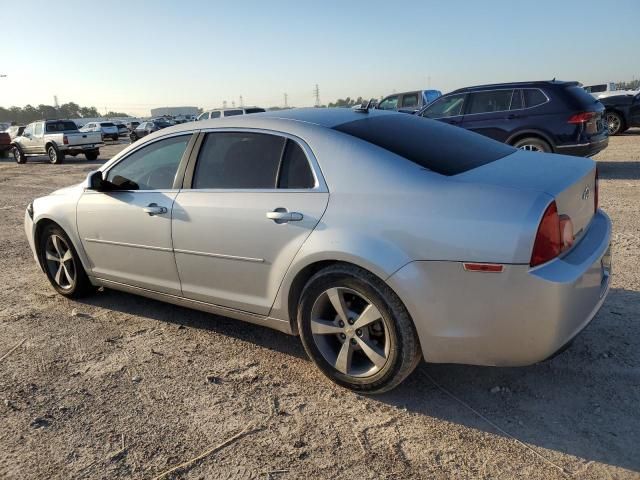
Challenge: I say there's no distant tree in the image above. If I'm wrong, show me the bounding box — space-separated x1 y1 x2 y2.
79 106 100 118
617 79 640 90
0 103 107 123
105 111 131 118
328 96 365 108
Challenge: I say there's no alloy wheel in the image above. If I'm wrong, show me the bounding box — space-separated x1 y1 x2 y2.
44 234 76 290
310 287 390 377
518 144 542 152
606 113 621 134
48 147 57 163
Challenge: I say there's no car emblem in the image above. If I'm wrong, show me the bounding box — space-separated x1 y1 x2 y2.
582 186 590 200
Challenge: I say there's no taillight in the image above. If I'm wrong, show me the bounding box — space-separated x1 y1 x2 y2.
568 111 595 124
530 201 561 267
63 135 69 145
594 167 599 212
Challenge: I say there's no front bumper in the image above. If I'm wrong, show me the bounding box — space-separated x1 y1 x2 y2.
24 209 40 268
386 210 612 366
556 137 609 157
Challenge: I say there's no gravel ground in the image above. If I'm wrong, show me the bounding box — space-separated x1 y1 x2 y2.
0 133 639 480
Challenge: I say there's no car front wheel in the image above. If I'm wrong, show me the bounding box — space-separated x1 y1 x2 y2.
13 145 26 164
39 224 94 298
297 264 421 394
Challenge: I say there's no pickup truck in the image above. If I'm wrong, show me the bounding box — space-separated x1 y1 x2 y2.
11 120 103 164
600 92 640 135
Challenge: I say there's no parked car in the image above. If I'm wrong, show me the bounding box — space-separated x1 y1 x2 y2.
376 90 442 113
11 120 102 164
80 122 119 141
5 125 26 140
418 80 609 157
114 123 129 137
599 92 640 135
125 121 140 131
129 121 168 142
0 130 10 154
584 82 637 99
24 108 611 393
196 107 266 121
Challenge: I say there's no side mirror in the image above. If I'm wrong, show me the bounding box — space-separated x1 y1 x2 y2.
86 170 104 190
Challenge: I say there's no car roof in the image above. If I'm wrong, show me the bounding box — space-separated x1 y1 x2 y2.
448 80 579 94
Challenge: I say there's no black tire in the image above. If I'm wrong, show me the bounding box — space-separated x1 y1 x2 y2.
297 264 421 394
605 111 625 136
13 145 27 164
47 144 65 164
512 136 552 153
85 150 99 161
130 133 137 143
38 224 95 298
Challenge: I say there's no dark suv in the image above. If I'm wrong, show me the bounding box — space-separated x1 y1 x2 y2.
417 80 608 157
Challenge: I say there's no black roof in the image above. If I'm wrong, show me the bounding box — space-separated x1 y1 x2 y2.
449 80 579 94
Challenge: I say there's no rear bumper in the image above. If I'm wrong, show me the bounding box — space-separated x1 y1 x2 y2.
386 210 612 366
556 137 609 157
60 144 101 154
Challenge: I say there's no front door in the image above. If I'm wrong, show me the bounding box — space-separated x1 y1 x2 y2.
420 92 466 127
172 131 329 315
77 133 194 295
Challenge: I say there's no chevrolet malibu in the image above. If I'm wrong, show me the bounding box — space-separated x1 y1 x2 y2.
24 108 611 393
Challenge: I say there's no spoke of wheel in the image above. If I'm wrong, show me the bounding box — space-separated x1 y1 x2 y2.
327 288 349 324
55 263 64 285
46 251 59 262
311 319 343 335
352 304 382 330
52 236 63 257
335 340 353 374
62 264 73 285
355 336 387 369
61 249 73 263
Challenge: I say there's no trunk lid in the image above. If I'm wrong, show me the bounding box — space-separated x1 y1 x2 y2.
454 150 597 243
65 131 102 147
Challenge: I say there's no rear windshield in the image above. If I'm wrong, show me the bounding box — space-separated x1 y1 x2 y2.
100 122 115 127
46 121 77 132
565 86 600 107
244 108 266 114
332 114 515 176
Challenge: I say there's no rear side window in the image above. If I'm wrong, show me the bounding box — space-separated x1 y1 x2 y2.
510 89 523 110
333 114 515 176
244 108 266 114
400 93 419 108
210 111 221 119
467 90 512 114
224 110 243 117
278 140 314 188
193 132 285 189
34 123 43 136
523 89 548 108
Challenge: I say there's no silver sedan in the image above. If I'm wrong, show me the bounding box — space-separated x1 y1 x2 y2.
24 108 612 393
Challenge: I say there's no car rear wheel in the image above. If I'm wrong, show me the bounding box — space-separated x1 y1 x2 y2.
13 145 26 164
130 133 137 143
39 224 94 298
605 111 624 135
85 150 99 161
513 137 552 153
47 144 65 164
297 264 421 393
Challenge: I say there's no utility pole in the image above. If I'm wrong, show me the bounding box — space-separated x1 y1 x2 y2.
313 84 320 107
54 95 59 108
239 95 244 107
284 93 288 108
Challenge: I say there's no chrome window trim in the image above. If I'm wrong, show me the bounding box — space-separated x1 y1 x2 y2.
189 127 328 193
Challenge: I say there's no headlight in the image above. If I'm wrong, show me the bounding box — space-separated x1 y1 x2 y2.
27 202 34 219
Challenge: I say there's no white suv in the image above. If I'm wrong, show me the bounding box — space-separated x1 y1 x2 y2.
196 107 266 121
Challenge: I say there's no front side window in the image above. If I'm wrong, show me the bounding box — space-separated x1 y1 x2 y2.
198 112 209 121
421 93 466 118
400 93 419 108
34 123 43 136
105 135 190 190
377 96 398 111
24 124 34 136
193 132 285 189
467 90 513 114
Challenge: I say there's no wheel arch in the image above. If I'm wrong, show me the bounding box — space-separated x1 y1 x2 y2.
33 216 91 274
506 129 555 152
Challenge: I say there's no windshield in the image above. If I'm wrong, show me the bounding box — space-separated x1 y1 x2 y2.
332 114 515 176
46 121 78 132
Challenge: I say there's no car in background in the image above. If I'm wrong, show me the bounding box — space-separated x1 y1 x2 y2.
80 122 119 141
0 130 10 155
125 121 140 131
418 80 608 157
196 107 266 121
584 82 637 99
129 120 169 142
5 125 26 140
599 92 640 135
24 107 611 393
114 123 129 137
376 90 442 113
11 120 102 164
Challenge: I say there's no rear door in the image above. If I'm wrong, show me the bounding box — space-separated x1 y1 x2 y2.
461 89 515 142
77 133 195 294
420 93 466 127
631 94 640 125
172 130 329 315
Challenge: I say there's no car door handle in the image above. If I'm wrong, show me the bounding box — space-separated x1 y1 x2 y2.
143 203 167 216
266 209 303 223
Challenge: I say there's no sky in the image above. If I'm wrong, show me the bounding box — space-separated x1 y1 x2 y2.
1 0 639 117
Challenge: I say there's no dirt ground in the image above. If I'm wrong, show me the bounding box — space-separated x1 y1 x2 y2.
0 132 639 480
